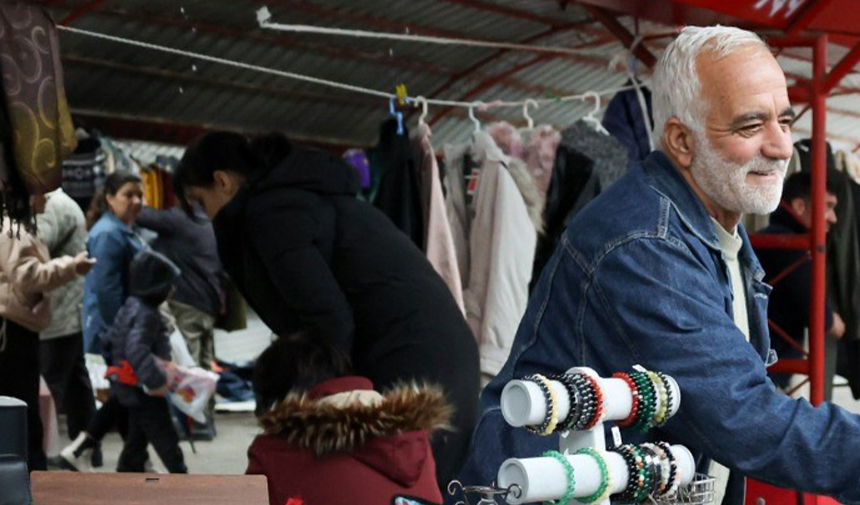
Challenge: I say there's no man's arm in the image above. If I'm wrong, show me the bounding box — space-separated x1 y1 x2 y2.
593 237 860 503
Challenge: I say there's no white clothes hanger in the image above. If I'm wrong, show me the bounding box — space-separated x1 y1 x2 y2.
522 99 538 130
582 91 610 135
468 101 483 133
415 95 429 127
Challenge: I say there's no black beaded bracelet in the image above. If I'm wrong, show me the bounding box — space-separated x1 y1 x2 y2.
616 444 645 502
639 443 664 498
571 373 596 430
523 374 554 435
656 371 675 425
551 373 583 431
655 441 679 497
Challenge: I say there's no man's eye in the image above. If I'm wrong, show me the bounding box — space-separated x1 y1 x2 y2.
740 124 762 133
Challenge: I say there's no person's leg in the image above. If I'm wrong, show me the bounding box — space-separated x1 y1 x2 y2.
63 332 96 440
116 405 148 472
0 319 47 470
39 337 71 413
168 300 216 368
137 395 187 473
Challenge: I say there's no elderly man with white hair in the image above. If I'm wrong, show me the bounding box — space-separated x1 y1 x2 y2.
455 26 860 504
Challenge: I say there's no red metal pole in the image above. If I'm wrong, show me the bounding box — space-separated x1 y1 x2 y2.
809 34 828 408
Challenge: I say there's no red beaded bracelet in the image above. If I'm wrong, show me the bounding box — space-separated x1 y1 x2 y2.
613 372 640 428
583 374 605 430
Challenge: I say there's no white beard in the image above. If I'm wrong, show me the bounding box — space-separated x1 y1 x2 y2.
689 133 789 216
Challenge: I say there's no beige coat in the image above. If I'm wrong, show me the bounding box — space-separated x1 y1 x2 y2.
0 222 78 332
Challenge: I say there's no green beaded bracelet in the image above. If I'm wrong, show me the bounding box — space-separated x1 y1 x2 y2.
630 372 656 432
629 445 654 503
543 450 576 505
575 447 612 503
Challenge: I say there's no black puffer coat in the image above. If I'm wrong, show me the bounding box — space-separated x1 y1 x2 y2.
213 145 479 486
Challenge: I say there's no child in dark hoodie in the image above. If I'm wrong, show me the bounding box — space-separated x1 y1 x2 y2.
105 249 187 473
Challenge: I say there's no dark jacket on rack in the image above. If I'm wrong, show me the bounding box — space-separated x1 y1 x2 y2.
371 119 425 248
601 79 654 165
247 376 447 505
105 250 181 408
212 144 479 486
755 205 834 389
137 207 224 317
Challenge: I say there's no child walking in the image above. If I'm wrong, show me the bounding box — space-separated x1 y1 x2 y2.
105 249 187 473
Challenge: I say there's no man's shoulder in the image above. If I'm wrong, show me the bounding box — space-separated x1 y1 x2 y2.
565 167 679 260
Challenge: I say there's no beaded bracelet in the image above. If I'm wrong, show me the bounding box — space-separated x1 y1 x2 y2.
542 450 576 505
616 444 646 502
571 373 596 431
582 374 605 430
639 443 665 498
657 371 675 424
613 372 640 428
641 443 670 496
552 373 583 432
646 371 669 427
630 445 655 503
575 447 612 504
655 441 680 497
523 374 555 436
629 372 656 432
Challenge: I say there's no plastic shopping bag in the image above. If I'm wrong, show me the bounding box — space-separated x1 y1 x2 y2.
166 366 219 423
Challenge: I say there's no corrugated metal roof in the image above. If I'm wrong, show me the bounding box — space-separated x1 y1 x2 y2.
34 0 860 150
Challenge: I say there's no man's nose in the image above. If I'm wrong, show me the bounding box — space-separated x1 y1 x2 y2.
762 122 793 160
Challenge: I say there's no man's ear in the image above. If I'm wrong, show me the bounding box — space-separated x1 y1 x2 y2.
663 118 695 169
213 170 234 193
790 197 807 217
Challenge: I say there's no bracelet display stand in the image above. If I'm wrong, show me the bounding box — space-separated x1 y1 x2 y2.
492 367 714 505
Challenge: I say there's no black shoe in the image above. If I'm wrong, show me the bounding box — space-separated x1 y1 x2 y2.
91 442 103 468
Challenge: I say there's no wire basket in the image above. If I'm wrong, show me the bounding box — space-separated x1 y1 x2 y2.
447 480 520 505
637 473 717 505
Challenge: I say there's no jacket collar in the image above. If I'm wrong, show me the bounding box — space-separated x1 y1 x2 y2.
644 150 722 251
103 211 136 236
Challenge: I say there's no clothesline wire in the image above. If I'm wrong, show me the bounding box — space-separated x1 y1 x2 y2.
256 7 616 58
57 25 642 114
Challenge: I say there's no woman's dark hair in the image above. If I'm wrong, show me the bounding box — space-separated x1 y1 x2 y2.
98 172 142 217
175 131 294 215
252 332 352 413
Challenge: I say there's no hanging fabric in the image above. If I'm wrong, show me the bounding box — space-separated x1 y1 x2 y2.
0 2 76 223
485 121 545 233
563 119 628 194
602 78 654 166
343 148 371 189
371 119 424 248
61 135 107 212
413 122 464 314
443 141 472 287
523 125 562 197
463 131 536 386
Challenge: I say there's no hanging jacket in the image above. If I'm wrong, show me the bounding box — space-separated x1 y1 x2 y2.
61 138 107 212
212 143 479 486
247 377 448 505
413 123 464 314
531 145 595 289
442 142 471 288
36 188 87 340
371 119 424 248
523 125 562 196
601 79 654 165
0 220 77 333
563 120 629 193
464 132 536 384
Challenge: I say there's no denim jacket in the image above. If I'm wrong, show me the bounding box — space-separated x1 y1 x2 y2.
83 212 144 354
455 151 860 505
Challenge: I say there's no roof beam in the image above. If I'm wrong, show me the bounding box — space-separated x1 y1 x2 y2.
59 0 109 26
433 0 581 29
39 1 584 99
577 3 657 68
824 42 860 93
785 0 835 36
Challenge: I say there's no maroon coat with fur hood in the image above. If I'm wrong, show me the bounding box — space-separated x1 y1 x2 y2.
246 377 448 505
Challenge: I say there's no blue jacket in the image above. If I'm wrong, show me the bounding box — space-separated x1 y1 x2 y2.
82 212 144 354
456 151 860 504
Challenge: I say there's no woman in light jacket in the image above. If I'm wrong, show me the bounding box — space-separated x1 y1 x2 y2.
0 193 95 470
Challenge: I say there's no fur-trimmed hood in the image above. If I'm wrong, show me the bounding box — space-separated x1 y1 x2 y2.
259 377 452 457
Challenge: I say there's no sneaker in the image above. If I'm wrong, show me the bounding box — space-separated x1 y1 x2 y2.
59 432 96 472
